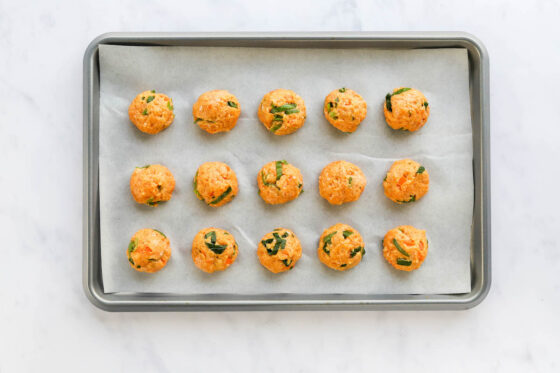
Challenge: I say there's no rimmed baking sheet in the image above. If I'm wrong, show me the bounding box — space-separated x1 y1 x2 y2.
83 32 491 311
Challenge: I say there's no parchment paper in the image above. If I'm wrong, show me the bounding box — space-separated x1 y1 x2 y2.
99 45 473 294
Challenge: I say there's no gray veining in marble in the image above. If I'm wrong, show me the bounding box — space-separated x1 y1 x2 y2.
1 0 559 371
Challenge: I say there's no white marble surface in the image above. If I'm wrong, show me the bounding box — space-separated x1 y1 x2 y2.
1 0 559 371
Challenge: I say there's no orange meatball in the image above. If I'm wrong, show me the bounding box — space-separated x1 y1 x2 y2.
192 227 238 273
382 225 428 271
128 90 175 134
258 89 306 135
317 224 365 271
129 164 175 207
383 87 429 132
193 90 241 134
127 228 171 273
383 159 429 204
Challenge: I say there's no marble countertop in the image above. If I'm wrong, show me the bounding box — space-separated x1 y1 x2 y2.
2 0 559 371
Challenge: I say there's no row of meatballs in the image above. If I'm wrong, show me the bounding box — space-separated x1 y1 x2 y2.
128 87 430 135
127 224 428 274
130 159 430 207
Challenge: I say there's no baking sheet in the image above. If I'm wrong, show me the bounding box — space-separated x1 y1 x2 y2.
98 45 473 295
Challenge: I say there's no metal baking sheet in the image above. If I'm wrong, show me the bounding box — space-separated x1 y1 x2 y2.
83 32 491 311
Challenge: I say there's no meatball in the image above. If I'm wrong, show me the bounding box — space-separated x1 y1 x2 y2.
383 159 429 204
257 228 302 273
192 227 238 273
383 87 430 132
192 90 241 134
257 160 304 205
130 164 175 207
319 161 366 205
127 228 171 273
382 225 428 271
317 223 365 271
257 89 306 135
193 162 238 207
323 87 367 133
128 90 175 134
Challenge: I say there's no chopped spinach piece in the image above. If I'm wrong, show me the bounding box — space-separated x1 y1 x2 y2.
167 101 174 110
271 103 297 113
339 87 346 93
205 231 217 244
193 171 201 198
393 238 410 257
136 265 141 268
136 165 150 169
150 89 156 93
350 246 363 258
396 258 412 266
209 186 232 205
416 166 425 174
284 108 300 115
204 231 227 254
281 259 292 267
273 114 283 121
340 264 347 268
383 175 387 182
326 102 334 111
393 87 411 95
397 195 416 204
385 93 393 112
146 197 157 206
385 87 411 112
343 230 354 239
194 118 203 123
142 108 148 115
348 177 353 185
275 160 287 181
128 239 137 255
322 231 337 255
227 101 238 108
323 231 337 244
329 111 338 120
205 242 227 255
146 96 155 103
266 232 287 255
153 229 166 238
270 123 282 132
261 238 274 246
127 239 138 265
423 101 429 108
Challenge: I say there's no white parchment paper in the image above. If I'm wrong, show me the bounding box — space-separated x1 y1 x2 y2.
99 45 473 294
